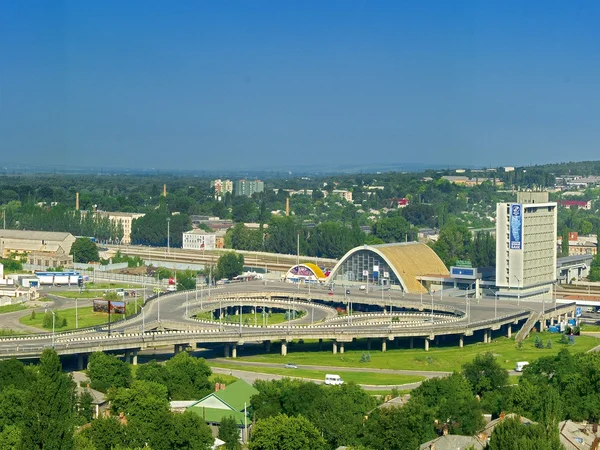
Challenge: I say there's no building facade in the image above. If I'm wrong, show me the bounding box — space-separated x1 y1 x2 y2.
182 230 217 250
95 211 145 245
495 192 557 298
210 179 233 200
234 180 264 197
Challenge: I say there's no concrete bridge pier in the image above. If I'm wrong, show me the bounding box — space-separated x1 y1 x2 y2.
124 349 139 365
232 344 237 359
367 338 372 351
332 341 338 355
339 342 345 354
281 341 288 356
318 339 323 350
459 335 464 348
76 353 88 371
264 340 271 352
224 344 230 358
507 325 512 338
424 338 429 351
409 337 414 349
483 329 489 344
381 339 387 353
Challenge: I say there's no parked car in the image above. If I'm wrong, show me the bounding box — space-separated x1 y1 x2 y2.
359 285 366 291
284 363 298 369
324 374 343 385
515 361 529 372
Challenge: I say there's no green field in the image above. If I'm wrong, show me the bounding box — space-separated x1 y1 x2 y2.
0 304 28 314
54 291 104 299
85 282 142 289
208 362 425 386
238 333 600 372
218 311 306 326
19 306 117 331
581 323 600 332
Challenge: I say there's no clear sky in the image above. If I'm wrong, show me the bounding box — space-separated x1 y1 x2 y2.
1 1 599 172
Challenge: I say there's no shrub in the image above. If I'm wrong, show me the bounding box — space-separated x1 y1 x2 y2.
360 352 371 363
534 335 544 349
546 339 552 349
559 334 568 344
30 310 36 320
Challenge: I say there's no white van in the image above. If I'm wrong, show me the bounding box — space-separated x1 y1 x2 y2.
324 374 343 385
515 361 529 372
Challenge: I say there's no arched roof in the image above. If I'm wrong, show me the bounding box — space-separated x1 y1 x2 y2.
327 243 449 293
285 263 327 280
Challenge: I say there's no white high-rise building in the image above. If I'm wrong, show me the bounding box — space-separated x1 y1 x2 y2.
182 230 217 250
495 192 557 299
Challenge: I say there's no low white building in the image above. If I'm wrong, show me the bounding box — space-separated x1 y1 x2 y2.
182 230 217 251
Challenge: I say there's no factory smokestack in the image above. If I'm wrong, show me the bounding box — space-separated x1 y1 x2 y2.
76 192 80 211
163 184 167 197
286 198 290 216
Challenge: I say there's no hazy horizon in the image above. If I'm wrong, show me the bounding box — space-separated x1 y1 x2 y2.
2 1 600 171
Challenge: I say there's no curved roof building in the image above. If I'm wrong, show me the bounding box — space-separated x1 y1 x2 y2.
284 263 328 283
327 243 449 293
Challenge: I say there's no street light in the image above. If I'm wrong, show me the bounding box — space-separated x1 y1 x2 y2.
167 218 171 255
513 275 521 305
140 305 145 333
45 308 56 347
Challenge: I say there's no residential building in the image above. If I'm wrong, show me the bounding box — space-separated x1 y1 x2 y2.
182 230 217 250
442 176 504 187
95 211 145 245
323 189 353 202
557 232 597 256
210 179 233 200
397 198 410 208
559 200 592 210
559 420 600 450
495 191 557 299
188 380 258 442
234 179 264 197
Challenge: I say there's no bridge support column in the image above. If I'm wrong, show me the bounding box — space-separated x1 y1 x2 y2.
435 336 439 346
367 338 372 351
224 344 230 358
318 339 323 350
264 340 271 352
281 341 287 356
409 337 414 349
339 342 344 354
381 339 387 353
424 338 429 351
131 349 138 366
507 325 512 338
459 335 464 348
332 341 338 355
232 344 237 359
76 353 87 371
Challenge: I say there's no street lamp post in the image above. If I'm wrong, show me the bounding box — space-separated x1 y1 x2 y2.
513 275 521 305
430 292 434 321
167 218 171 255
45 308 56 347
141 305 145 333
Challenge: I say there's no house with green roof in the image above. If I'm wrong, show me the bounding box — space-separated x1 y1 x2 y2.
187 379 258 442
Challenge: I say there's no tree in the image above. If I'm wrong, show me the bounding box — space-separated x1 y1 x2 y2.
176 270 197 291
488 416 563 450
462 352 509 397
590 252 600 282
432 220 473 268
471 231 496 268
88 352 132 392
249 414 327 450
216 252 244 280
362 399 436 450
170 410 214 450
77 390 94 424
20 348 76 450
219 416 241 450
561 228 570 257
164 352 212 400
70 237 100 263
136 360 172 396
81 416 128 450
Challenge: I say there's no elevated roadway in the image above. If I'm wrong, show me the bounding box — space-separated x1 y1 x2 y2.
0 281 578 364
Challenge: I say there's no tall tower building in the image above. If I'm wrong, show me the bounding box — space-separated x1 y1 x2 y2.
495 191 557 299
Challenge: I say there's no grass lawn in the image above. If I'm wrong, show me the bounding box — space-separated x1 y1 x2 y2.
0 328 25 336
19 306 116 331
0 304 28 314
209 373 238 385
54 291 104 299
208 362 425 386
84 282 142 289
238 332 600 372
581 323 600 332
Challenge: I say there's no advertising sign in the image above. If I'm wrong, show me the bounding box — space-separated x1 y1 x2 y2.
93 300 126 314
509 203 523 250
362 270 369 276
384 271 390 278
575 307 582 318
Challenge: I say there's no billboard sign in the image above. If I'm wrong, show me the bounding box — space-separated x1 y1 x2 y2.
93 300 126 314
362 270 369 277
509 203 523 250
575 307 582 318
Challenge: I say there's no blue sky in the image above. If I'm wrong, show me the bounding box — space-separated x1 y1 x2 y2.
1 1 599 171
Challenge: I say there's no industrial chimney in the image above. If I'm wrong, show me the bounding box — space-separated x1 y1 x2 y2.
286 197 290 216
163 184 167 197
76 192 80 211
